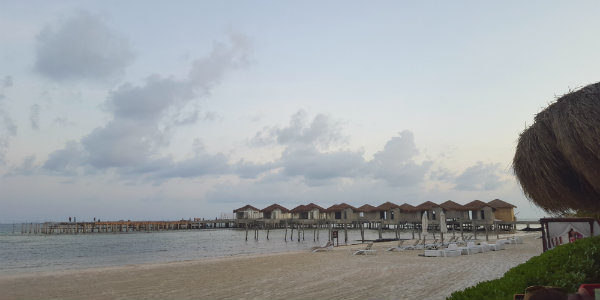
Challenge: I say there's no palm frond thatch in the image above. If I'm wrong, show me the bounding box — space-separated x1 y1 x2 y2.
513 82 600 213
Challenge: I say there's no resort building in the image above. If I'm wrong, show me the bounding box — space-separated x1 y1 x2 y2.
463 200 495 224
398 203 420 222
414 201 443 221
233 205 262 219
290 203 326 220
374 201 400 221
487 199 517 222
439 200 470 221
261 204 291 220
326 203 358 221
356 204 378 220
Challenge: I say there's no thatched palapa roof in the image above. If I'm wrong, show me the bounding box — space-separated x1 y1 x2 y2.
357 204 377 213
414 201 440 211
440 200 468 211
261 204 290 213
463 200 491 210
513 82 600 213
398 203 417 212
291 203 325 213
326 203 357 212
487 199 516 209
376 201 400 211
233 204 260 213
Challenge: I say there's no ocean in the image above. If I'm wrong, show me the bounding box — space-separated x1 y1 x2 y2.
0 223 405 275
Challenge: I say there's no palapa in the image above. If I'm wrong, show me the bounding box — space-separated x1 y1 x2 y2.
513 82 600 213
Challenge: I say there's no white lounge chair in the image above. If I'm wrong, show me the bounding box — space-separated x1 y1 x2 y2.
311 241 334 252
387 240 405 251
479 242 491 252
443 243 462 257
490 240 506 251
353 242 376 255
423 249 444 257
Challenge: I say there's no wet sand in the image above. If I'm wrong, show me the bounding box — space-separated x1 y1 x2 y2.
0 233 542 300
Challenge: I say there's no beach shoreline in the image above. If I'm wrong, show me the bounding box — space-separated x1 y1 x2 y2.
0 233 543 300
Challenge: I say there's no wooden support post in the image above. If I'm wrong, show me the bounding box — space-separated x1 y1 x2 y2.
474 223 477 240
485 224 489 241
378 222 382 239
291 225 294 242
328 224 332 242
284 221 288 242
245 223 248 241
360 222 365 243
344 223 348 244
412 222 415 239
267 226 270 240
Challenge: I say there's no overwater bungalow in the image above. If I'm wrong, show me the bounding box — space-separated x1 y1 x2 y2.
291 203 326 220
487 199 517 222
398 203 420 222
261 204 291 220
439 200 469 221
374 201 400 221
356 204 378 220
326 203 358 221
233 205 262 219
414 201 443 221
463 200 495 224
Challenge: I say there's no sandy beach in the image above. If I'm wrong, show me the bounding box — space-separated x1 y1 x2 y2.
0 233 542 300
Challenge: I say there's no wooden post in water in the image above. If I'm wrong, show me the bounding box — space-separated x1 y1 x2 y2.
313 227 316 242
317 224 320 241
485 224 489 241
284 221 288 242
245 222 248 241
360 222 365 243
328 223 332 242
412 222 415 239
266 225 270 240
344 222 348 244
290 224 294 242
378 222 382 239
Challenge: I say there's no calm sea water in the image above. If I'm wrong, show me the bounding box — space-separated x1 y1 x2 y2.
0 223 405 275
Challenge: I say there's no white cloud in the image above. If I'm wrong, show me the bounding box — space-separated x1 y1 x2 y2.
453 161 509 191
34 11 134 81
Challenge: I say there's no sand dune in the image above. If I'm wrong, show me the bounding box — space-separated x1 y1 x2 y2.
0 233 542 300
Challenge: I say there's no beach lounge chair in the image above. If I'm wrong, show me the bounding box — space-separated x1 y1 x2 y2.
490 239 506 251
443 243 462 257
423 249 445 257
311 241 334 252
353 242 375 255
425 239 440 250
400 239 421 250
479 242 491 252
386 240 405 251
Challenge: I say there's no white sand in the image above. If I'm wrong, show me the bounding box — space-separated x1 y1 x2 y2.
0 233 542 300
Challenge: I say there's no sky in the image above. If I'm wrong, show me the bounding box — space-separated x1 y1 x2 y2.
2 1 600 222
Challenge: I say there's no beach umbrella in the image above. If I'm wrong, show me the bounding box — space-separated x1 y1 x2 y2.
421 211 428 238
513 82 600 214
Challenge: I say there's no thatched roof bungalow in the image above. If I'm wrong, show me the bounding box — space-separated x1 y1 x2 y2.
439 200 469 221
398 203 420 222
487 199 516 222
374 201 400 221
513 82 600 213
357 204 378 220
233 205 262 219
291 203 326 220
414 201 443 221
326 203 358 221
463 200 495 224
261 204 291 220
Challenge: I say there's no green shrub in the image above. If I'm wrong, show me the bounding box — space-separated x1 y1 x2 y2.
446 235 600 300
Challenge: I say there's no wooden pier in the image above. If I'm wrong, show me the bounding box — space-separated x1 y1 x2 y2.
16 218 540 245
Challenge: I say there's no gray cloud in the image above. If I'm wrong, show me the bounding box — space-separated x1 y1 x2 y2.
251 110 344 148
40 34 251 181
368 130 433 186
30 104 40 130
3 76 12 88
454 162 509 191
281 145 365 182
0 98 16 165
35 11 134 81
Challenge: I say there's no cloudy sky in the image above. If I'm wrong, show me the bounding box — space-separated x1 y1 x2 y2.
2 1 599 222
